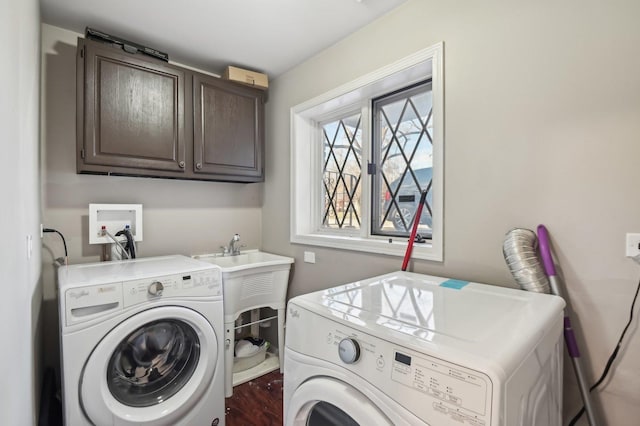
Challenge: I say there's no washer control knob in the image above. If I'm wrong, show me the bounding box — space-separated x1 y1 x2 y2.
338 338 360 364
148 281 164 297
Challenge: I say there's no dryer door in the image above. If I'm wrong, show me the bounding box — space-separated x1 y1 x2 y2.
80 306 219 425
286 377 394 426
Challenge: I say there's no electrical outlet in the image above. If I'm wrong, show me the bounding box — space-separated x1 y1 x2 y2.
625 233 640 257
304 251 316 264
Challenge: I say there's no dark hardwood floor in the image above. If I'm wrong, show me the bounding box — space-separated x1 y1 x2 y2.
225 370 284 426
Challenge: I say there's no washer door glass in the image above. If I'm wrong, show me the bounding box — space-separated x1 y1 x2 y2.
81 306 219 426
107 319 200 407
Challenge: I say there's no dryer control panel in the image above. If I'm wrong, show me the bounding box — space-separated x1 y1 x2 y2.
287 305 493 426
390 349 490 425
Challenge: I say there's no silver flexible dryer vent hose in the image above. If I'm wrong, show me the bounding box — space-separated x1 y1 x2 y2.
502 228 550 293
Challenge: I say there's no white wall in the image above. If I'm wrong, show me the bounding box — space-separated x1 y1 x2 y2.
264 0 640 424
0 0 41 424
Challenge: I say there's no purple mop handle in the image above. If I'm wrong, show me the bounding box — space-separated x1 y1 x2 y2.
537 225 581 358
536 224 557 276
562 317 581 358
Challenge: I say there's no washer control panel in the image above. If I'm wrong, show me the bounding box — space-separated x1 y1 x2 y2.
123 268 221 307
338 338 361 364
65 268 222 326
147 281 164 296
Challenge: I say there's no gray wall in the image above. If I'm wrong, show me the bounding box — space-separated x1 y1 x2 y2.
40 24 264 370
0 0 41 424
264 1 640 424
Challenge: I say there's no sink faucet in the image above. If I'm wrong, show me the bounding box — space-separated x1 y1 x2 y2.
225 233 243 256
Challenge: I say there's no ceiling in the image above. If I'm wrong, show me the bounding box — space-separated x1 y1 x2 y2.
40 0 409 78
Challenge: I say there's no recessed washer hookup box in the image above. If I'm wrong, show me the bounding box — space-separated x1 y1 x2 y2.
88 203 143 244
223 66 269 90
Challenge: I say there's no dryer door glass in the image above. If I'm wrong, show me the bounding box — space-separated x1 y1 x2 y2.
308 401 359 426
287 377 394 425
107 319 200 407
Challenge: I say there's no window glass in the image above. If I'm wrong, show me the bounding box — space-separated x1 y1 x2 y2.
322 113 362 230
107 319 200 407
373 81 433 238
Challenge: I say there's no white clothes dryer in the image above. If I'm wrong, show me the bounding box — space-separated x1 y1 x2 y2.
284 271 566 426
58 255 225 426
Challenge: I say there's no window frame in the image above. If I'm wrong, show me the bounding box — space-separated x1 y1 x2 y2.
290 42 444 262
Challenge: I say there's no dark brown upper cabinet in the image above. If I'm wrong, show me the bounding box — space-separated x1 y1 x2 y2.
193 74 264 181
76 37 265 182
77 38 186 177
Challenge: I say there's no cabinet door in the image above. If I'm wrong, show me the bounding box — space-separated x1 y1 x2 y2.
193 74 264 181
78 39 185 174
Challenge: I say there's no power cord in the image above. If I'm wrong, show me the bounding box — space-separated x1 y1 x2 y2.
43 227 68 264
568 274 640 425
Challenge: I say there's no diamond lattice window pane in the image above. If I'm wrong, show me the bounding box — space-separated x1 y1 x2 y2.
322 113 362 230
374 82 433 237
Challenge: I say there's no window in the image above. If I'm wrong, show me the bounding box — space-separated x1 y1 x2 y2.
291 43 443 261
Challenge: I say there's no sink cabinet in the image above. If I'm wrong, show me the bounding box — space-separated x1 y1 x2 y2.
232 307 281 373
76 37 265 182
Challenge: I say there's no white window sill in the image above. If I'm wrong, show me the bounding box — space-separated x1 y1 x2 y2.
291 233 443 262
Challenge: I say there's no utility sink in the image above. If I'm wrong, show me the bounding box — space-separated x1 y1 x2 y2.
194 250 293 273
194 249 294 397
193 250 294 319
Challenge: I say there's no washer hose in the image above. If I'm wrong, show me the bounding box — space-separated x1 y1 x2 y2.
115 228 136 259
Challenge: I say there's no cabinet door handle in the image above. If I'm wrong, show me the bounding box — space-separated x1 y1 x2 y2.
196 162 202 170
179 161 185 168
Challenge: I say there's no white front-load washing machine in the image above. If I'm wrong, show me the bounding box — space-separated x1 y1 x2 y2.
284 271 566 426
58 255 225 426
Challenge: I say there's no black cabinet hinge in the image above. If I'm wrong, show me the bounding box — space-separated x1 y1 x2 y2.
80 149 85 159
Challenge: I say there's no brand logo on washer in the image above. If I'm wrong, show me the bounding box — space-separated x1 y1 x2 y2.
97 286 115 293
288 307 299 319
211 418 219 426
68 290 89 299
